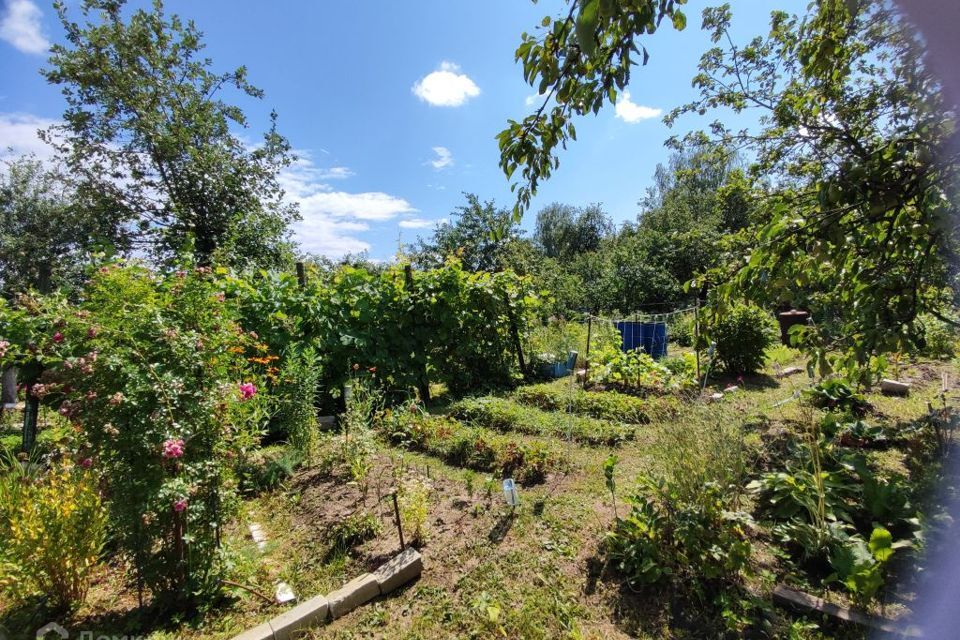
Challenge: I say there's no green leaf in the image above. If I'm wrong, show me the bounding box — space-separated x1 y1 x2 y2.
575 0 600 57
868 527 894 562
671 10 687 31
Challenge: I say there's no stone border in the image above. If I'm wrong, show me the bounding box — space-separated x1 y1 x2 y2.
229 548 423 640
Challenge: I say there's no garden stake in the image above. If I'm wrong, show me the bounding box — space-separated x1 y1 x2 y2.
391 491 405 550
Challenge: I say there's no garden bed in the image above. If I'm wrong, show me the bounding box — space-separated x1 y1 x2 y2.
450 396 637 446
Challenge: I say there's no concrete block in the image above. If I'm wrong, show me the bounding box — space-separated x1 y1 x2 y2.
778 366 804 378
326 573 379 619
723 385 739 394
275 581 296 604
708 392 724 402
269 594 330 640
229 622 274 640
249 523 267 551
372 548 423 595
880 379 911 396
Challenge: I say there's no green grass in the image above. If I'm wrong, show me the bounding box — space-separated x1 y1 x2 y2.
450 395 637 446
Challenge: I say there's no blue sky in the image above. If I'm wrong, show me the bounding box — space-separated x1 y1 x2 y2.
0 0 801 260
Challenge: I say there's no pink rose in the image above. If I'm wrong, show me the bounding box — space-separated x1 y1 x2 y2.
162 438 185 459
52 332 64 344
109 392 125 406
172 498 188 513
239 382 256 401
79 457 93 469
87 327 99 339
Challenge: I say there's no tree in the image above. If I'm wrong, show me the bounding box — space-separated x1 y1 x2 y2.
411 193 520 272
671 1 960 377
42 0 298 268
534 202 613 260
497 0 688 218
638 142 743 235
0 156 128 297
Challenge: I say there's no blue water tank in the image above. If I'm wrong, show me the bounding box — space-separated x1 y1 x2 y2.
614 321 668 359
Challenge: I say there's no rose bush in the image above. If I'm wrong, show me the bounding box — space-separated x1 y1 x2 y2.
4 263 270 606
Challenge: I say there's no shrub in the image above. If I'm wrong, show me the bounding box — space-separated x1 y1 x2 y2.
604 476 752 591
708 304 777 374
915 313 958 359
0 457 107 611
398 475 431 545
268 346 321 456
32 264 269 606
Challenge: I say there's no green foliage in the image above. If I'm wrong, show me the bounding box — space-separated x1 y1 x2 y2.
828 527 907 603
0 457 107 611
411 193 519 272
513 383 675 424
44 0 297 267
915 313 959 359
383 403 564 484
526 319 583 367
588 350 696 394
229 259 540 400
328 511 381 552
708 304 777 374
236 446 304 495
15 263 269 606
450 396 635 446
803 378 868 415
680 2 959 380
605 476 752 591
0 156 128 297
397 475 431 545
268 346 321 456
533 202 613 261
498 0 687 217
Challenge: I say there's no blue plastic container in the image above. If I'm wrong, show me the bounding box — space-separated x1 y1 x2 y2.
614 322 668 359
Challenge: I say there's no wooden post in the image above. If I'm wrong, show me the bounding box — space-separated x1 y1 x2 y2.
22 387 38 453
694 299 701 381
503 294 527 378
295 261 306 288
391 492 405 551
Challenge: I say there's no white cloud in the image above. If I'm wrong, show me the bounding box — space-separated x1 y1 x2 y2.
298 191 415 222
428 146 453 170
0 0 49 54
0 112 59 163
525 92 547 107
614 91 662 123
278 151 416 257
399 217 441 229
412 61 480 107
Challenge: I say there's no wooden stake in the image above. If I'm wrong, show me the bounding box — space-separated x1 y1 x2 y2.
391 492 405 550
295 261 306 288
